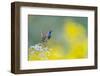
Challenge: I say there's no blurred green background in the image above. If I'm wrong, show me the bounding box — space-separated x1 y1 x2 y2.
28 15 88 60
28 15 87 47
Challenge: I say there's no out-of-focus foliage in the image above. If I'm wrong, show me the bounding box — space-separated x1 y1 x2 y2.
28 16 88 61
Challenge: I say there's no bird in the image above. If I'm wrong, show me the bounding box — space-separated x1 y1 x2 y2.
41 30 52 43
47 30 52 39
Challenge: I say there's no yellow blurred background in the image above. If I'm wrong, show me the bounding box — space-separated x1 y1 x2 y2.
28 19 88 61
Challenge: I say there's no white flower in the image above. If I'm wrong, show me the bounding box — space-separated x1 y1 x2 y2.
30 43 49 52
34 45 40 51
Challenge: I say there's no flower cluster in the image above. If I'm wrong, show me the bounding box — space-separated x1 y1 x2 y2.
30 43 48 52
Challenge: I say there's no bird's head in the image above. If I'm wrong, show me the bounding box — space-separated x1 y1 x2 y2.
49 30 52 33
